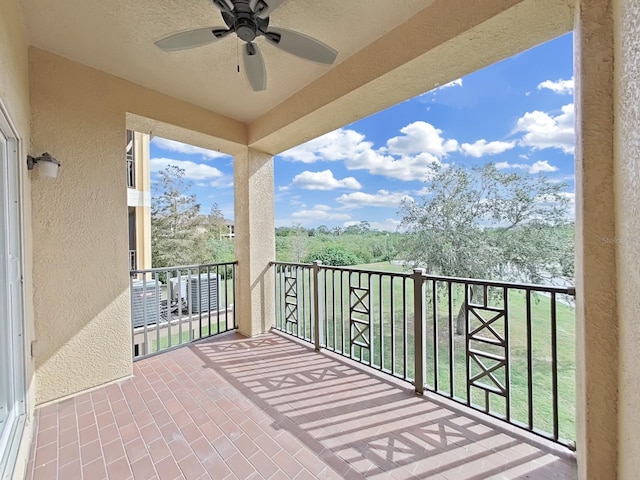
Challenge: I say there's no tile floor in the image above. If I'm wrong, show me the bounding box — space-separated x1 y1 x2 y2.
25 331 576 479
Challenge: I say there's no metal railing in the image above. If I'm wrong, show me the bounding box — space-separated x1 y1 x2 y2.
130 261 237 360
129 250 137 271
126 157 135 189
273 261 576 449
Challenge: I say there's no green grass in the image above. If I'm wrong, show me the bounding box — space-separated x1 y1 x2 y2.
275 262 576 443
151 316 234 351
149 278 236 352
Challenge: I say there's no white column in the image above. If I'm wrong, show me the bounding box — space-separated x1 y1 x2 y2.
233 147 275 337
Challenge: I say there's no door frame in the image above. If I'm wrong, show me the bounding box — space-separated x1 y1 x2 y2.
0 98 28 480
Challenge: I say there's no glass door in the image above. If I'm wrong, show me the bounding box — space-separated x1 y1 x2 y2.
0 118 25 479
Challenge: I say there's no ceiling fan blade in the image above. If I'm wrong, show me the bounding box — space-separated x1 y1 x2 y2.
211 0 234 12
265 27 337 64
243 43 267 91
154 27 230 52
250 0 286 18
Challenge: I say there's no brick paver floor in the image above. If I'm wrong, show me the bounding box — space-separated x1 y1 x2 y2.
26 331 576 479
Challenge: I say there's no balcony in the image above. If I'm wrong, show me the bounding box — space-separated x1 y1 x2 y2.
26 331 576 480
25 263 576 479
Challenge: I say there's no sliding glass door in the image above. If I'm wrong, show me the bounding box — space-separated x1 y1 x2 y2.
0 117 26 479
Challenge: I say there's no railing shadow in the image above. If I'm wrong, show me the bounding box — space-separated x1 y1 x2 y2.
189 332 576 479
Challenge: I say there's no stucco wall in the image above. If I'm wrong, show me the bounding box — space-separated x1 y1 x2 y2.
615 0 640 477
29 48 246 404
29 50 134 404
0 0 38 477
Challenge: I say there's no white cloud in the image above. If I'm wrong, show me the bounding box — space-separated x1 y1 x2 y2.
367 218 402 232
150 137 227 159
549 174 576 184
279 126 447 182
516 104 575 154
435 78 463 90
460 140 516 158
529 160 559 174
349 151 444 181
495 160 559 174
385 121 458 157
414 186 432 196
538 191 576 218
537 77 574 95
278 129 372 163
150 158 223 180
336 190 413 208
288 170 361 191
291 204 352 223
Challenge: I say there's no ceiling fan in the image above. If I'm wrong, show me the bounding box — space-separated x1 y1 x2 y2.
154 0 338 92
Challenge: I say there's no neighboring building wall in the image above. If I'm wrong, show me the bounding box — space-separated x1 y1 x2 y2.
0 0 36 477
127 131 152 271
28 48 245 405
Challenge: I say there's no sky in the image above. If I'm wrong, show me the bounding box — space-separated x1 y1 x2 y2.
149 33 574 231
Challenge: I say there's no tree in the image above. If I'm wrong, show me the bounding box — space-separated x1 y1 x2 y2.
207 204 235 265
304 245 363 266
344 221 371 235
151 165 209 267
289 223 309 262
399 163 574 334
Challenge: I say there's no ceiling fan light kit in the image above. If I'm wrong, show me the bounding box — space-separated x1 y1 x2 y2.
155 0 338 91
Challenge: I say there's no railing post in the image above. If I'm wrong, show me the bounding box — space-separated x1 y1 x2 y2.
413 268 426 395
313 261 322 352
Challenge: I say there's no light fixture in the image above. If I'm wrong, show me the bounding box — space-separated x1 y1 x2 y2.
27 152 61 178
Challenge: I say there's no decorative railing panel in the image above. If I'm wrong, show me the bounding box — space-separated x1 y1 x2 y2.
272 261 576 449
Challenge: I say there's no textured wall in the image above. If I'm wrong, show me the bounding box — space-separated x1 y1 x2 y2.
615 0 640 477
234 148 275 337
575 0 618 478
28 49 246 404
0 0 37 478
29 50 133 404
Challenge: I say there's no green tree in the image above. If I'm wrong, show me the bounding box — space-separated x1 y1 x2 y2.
289 223 309 262
399 163 574 334
151 165 209 267
304 245 363 266
207 204 235 266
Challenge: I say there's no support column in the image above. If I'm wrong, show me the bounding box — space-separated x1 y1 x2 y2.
575 0 618 478
233 147 275 337
613 0 640 477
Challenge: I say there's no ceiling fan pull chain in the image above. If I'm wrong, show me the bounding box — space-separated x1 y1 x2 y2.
236 36 240 73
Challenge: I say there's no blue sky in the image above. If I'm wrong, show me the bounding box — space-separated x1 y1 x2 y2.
149 33 574 231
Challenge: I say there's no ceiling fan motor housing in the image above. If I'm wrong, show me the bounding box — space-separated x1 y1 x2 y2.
235 15 258 42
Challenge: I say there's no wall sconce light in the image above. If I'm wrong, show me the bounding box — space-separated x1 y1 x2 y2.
27 152 61 178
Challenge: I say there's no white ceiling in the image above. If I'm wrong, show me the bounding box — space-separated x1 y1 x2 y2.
21 0 432 123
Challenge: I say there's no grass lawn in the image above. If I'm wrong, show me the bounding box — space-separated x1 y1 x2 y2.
151 316 234 352
275 261 576 443
149 278 236 352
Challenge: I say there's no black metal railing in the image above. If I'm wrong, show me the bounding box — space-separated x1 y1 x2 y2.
129 250 137 271
130 262 237 360
272 261 576 449
126 158 135 189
